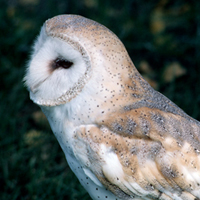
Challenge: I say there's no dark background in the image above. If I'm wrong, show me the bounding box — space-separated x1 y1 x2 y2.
1 0 200 199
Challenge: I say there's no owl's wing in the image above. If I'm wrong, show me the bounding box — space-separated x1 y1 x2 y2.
97 90 200 200
73 87 200 199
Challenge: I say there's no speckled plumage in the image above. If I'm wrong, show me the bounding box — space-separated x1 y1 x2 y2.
25 15 200 200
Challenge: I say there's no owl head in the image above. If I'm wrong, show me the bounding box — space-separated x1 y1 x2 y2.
24 15 139 107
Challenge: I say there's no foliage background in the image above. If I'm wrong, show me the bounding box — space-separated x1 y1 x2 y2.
1 0 200 199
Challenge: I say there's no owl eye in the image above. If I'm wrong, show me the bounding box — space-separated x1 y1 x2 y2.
52 58 73 70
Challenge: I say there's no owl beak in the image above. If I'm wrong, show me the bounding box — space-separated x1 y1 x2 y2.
29 91 36 103
30 86 37 93
29 91 42 106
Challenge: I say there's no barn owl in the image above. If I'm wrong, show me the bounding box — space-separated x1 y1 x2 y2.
24 15 200 200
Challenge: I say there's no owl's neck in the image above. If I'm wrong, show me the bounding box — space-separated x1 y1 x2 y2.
41 66 152 126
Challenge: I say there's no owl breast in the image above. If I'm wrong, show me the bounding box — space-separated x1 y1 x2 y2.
42 105 125 200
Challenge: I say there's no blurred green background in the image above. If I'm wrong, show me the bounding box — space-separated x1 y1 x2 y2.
1 0 200 199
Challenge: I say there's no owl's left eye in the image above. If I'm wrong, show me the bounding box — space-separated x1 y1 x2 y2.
52 58 73 70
